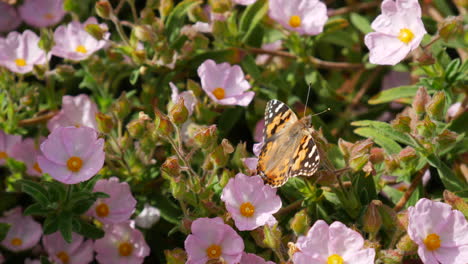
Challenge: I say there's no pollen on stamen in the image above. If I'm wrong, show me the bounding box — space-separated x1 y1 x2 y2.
67 156 83 172
240 202 255 217
44 13 55 20
424 233 441 251
0 151 8 160
11 237 22 246
327 254 344 264
95 203 110 217
75 45 88 54
206 244 222 259
212 87 225 100
56 251 70 263
118 242 133 257
398 28 415 44
15 58 27 67
289 15 301 28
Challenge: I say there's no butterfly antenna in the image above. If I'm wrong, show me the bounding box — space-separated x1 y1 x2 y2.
310 107 331 117
303 82 312 117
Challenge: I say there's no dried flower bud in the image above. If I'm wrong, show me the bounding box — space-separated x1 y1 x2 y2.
159 0 174 18
439 16 464 41
134 25 155 42
232 142 248 169
444 190 468 218
187 79 203 97
95 1 113 19
396 234 418 254
219 169 234 188
378 204 397 230
416 115 436 137
377 249 403 264
85 24 106 40
127 119 146 138
350 138 373 157
417 52 435 65
454 0 468 8
170 176 186 199
194 125 217 150
349 154 370 172
363 200 382 234
250 228 267 248
396 210 408 230
384 155 400 173
55 64 75 79
95 112 114 134
263 223 282 250
290 209 310 236
412 87 430 115
161 156 181 178
209 143 230 168
426 91 446 120
209 0 231 13
164 248 187 264
112 92 131 120
398 147 417 163
391 114 411 133
315 170 337 186
169 97 189 125
154 109 174 137
338 138 354 159
369 148 385 164
436 129 458 150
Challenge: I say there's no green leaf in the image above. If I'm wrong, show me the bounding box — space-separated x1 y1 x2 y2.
241 55 261 80
352 120 414 147
0 222 10 241
350 13 372 34
44 181 67 202
71 198 95 215
445 58 461 83
164 0 202 43
239 0 268 43
76 220 105 239
368 85 418 105
58 212 73 243
129 69 140 85
40 256 52 264
20 180 50 206
354 127 402 154
425 154 467 192
24 203 50 216
43 214 60 235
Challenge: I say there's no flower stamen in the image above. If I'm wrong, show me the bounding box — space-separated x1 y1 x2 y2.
398 28 415 44
240 202 255 217
11 237 22 246
424 233 441 251
75 45 88 54
67 156 83 172
0 151 8 160
33 162 43 174
118 242 133 257
44 13 55 20
289 15 301 28
212 88 225 100
15 58 27 67
56 251 70 263
206 244 222 259
327 254 344 264
96 203 110 217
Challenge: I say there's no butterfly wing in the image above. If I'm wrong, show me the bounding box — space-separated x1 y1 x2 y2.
288 133 320 178
257 100 300 187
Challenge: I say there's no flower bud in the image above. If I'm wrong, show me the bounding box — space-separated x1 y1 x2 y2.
95 1 113 19
391 114 411 134
170 176 186 199
436 129 458 150
263 223 282 250
398 147 417 163
187 79 203 97
439 16 464 41
350 138 373 157
250 228 268 248
396 210 408 230
378 203 397 230
209 140 232 168
315 170 337 186
33 64 46 79
219 169 234 188
38 28 54 53
85 24 107 40
384 155 400 173
377 249 403 264
127 120 146 138
134 25 155 42
417 52 435 65
444 190 468 218
159 0 174 18
112 92 131 120
95 112 114 134
349 154 370 172
412 87 430 115
290 209 310 236
194 125 217 150
338 138 354 159
161 156 181 178
416 115 436 137
426 91 445 120
369 148 385 164
209 0 231 13
169 97 189 125
135 203 161 229
164 248 187 264
396 234 418 254
154 109 174 137
231 142 248 169
363 200 382 234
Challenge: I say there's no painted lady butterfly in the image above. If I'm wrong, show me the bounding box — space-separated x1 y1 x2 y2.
257 100 320 187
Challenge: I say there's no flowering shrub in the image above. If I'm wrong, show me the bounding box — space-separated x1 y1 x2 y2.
0 0 467 263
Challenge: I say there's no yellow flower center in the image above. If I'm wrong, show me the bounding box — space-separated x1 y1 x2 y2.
239 202 255 217
206 244 222 259
118 242 133 257
66 156 83 172
75 45 88 54
398 28 415 44
95 203 110 217
56 251 70 263
424 233 441 251
0 151 8 160
33 162 43 174
327 254 344 264
15 58 27 67
11 237 22 246
212 87 225 100
289 15 301 28
44 13 55 20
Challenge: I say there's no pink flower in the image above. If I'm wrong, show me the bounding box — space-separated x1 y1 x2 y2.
0 3 21 33
37 126 105 184
364 0 426 65
242 157 258 175
253 119 265 143
18 0 66 28
240 252 275 264
293 220 375 264
192 5 227 33
269 0 328 35
48 94 99 131
0 130 21 165
170 82 197 116
255 40 283 66
43 232 93 264
221 173 281 231
447 102 462 119
408 198 468 264
233 0 257 5
0 207 42 252
185 217 244 264
51 17 109 61
94 222 150 264
197 59 254 106
0 30 48 74
135 203 161 229
87 177 137 224
10 137 44 176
